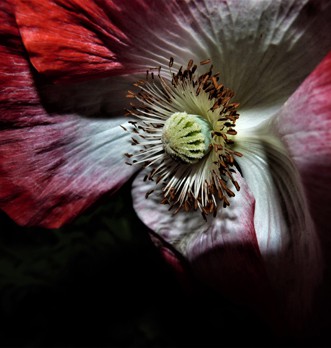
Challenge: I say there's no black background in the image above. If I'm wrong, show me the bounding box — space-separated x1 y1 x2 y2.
0 179 325 347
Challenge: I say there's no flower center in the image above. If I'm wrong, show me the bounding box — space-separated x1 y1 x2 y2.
125 58 242 218
162 112 212 164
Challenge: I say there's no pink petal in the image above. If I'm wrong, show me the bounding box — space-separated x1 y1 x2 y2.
271 50 331 331
0 2 136 228
0 119 136 228
131 171 279 330
272 50 331 240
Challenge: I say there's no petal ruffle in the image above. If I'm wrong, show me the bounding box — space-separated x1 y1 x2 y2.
0 2 136 228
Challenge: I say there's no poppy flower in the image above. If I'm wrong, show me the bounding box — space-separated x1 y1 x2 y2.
1 0 331 337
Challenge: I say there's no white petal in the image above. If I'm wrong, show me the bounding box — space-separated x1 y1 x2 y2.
176 0 331 126
235 129 322 331
132 170 278 325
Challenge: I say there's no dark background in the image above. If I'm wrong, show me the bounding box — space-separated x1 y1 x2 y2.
0 179 324 347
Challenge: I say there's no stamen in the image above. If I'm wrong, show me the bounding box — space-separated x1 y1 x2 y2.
125 58 242 218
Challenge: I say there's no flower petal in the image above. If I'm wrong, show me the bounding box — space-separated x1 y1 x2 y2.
271 50 331 241
0 2 136 228
0 118 136 228
132 125 322 333
270 50 331 332
132 170 279 328
13 0 193 82
235 131 322 333
13 0 126 82
188 0 331 127
14 0 331 104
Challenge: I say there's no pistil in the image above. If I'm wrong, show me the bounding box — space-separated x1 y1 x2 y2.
162 112 212 164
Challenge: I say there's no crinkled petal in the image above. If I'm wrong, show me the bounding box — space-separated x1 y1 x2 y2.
132 170 279 328
235 131 322 333
0 1 136 228
203 0 331 128
13 0 194 82
14 0 331 126
13 0 126 82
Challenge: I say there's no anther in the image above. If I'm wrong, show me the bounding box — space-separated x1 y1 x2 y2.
126 57 242 217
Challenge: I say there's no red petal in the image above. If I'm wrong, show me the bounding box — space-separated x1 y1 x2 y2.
13 0 331 92
13 0 126 82
0 2 135 228
13 0 187 83
273 50 331 241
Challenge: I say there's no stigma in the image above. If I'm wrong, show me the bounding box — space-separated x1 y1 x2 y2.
125 58 242 218
162 112 212 164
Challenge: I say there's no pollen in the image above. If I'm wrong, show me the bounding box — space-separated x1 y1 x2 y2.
125 58 242 218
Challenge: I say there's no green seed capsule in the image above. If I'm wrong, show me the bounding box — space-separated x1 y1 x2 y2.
161 112 212 164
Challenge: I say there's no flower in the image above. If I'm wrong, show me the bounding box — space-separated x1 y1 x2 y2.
1 0 331 337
